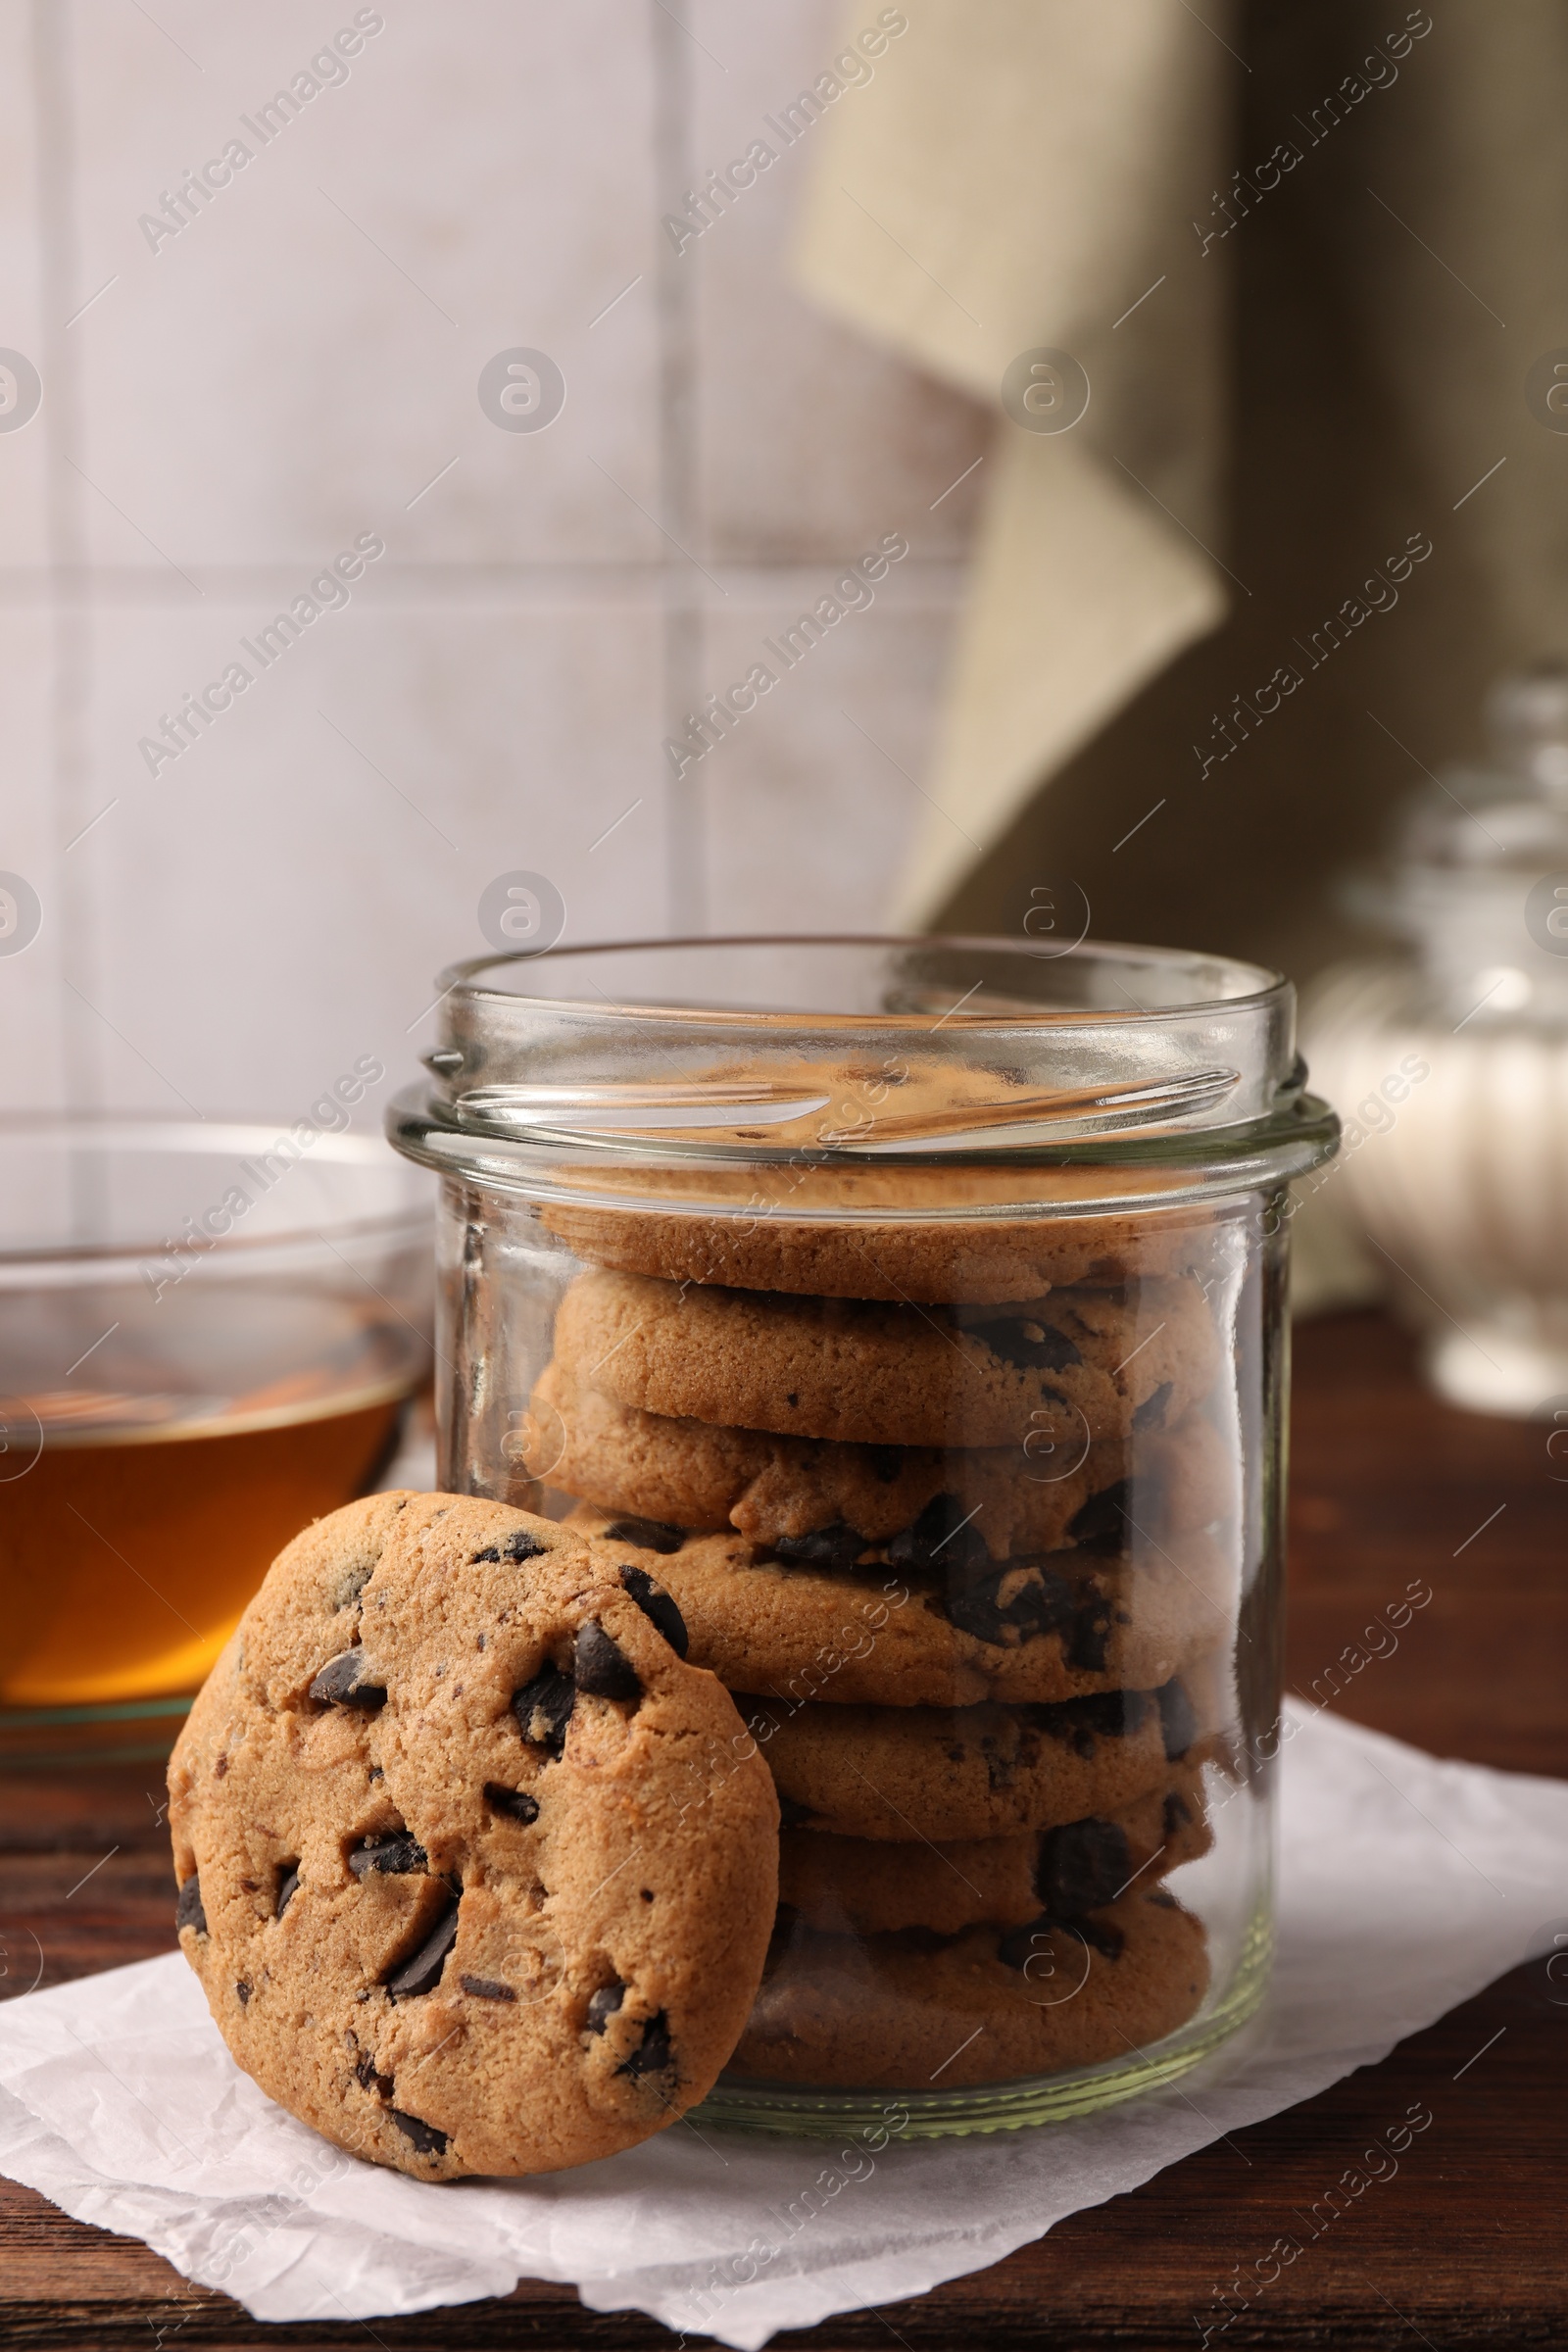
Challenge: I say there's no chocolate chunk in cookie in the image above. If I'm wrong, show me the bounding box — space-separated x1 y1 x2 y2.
347 1830 427 1878
483 1783 541 1823
309 1649 386 1709
513 1664 577 1756
619 1566 689 1657
469 1528 549 1565
573 1620 642 1699
386 1895 460 1998
888 1494 990 1578
601 1516 687 1553
771 1522 873 1573
1158 1676 1199 1760
1035 1816 1130 1918
388 2107 449 2157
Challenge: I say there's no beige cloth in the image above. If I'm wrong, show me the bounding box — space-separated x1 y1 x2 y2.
793 2 1568 972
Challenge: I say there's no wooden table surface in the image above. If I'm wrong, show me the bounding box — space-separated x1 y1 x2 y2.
2 1311 1565 2350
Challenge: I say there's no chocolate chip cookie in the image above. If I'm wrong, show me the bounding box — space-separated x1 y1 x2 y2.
778 1762 1211 1934
535 1361 1233 1556
571 1505 1233 1710
539 1154 1221 1304
739 1673 1213 1840
169 1492 778 2180
554 1269 1218 1447
729 1886 1210 2085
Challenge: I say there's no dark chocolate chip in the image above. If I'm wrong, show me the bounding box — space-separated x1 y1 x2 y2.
1156 1677 1197 1761
275 1864 301 1918
213 1755 228 1779
888 1494 990 1578
235 1981 252 2006
355 2053 393 2096
996 1913 1054 1971
946 1560 1077 1648
470 1528 550 1565
174 1874 207 1936
585 1979 625 2035
997 1908 1124 1968
974 1317 1083 1374
483 1782 540 1824
603 1516 686 1554
309 1649 387 1709
1066 1479 1131 1554
1027 1690 1141 1757
348 1830 428 1878
771 1523 871 1574
1035 1817 1130 1918
513 1664 576 1756
574 1619 642 1700
618 2009 673 2079
620 1565 689 1657
777 1795 815 1829
785 1392 800 1407
385 1897 460 1999
460 1975 516 2001
1132 1380 1173 1431
388 2107 448 2156
1162 1790 1192 1841
1065 1583 1114 1674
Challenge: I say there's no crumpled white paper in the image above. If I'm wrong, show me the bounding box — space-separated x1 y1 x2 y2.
2 1701 1565 2349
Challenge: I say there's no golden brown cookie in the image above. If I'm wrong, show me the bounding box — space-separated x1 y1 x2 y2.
540 1157 1221 1304
554 1269 1220 1447
573 1505 1235 1710
741 1674 1212 1840
168 1493 778 2180
728 1886 1210 2085
778 1762 1211 1934
536 1360 1234 1556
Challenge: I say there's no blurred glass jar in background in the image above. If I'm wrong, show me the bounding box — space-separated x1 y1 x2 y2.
1301 664 1568 1412
0 1116 433 1764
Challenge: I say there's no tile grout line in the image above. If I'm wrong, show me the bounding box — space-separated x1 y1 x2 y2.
34 0 107 1158
651 0 705 936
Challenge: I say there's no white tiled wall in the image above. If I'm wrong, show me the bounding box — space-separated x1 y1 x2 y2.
2 0 985 1118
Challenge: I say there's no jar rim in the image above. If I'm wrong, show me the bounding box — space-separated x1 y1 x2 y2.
0 1111 432 1274
436 933 1288 1030
395 935 1337 1180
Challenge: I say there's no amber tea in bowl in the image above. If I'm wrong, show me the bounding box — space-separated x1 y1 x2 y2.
0 1114 433 1763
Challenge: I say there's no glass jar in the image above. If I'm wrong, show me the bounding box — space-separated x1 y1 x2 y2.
1302 664 1568 1411
0 1114 433 1766
390 938 1336 2136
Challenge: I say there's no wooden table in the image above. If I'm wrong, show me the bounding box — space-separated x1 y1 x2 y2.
3 1312 1565 2349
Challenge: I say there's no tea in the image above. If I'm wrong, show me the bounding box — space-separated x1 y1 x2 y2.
1 1376 411 1710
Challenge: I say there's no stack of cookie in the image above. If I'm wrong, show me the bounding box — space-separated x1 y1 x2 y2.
531 1210 1239 2091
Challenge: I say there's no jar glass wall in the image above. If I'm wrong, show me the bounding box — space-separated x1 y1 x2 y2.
391 939 1336 2135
